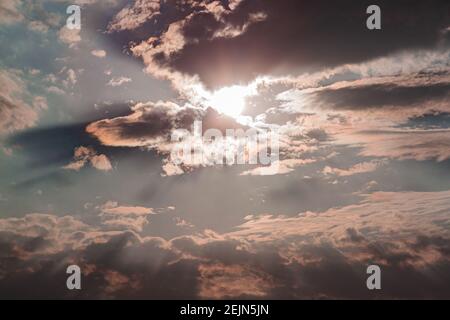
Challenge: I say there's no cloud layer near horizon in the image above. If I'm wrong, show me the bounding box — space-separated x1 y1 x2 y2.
0 190 449 299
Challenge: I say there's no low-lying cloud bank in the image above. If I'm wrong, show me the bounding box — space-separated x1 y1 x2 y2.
1 190 449 299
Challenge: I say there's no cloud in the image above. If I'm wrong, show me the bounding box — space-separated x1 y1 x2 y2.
28 20 49 33
47 86 65 95
99 201 156 232
211 11 267 39
64 146 113 171
86 101 202 148
307 72 450 111
322 160 386 177
108 0 160 32
32 96 48 110
1 190 449 298
0 70 41 135
277 71 450 115
86 101 255 175
2 0 450 300
86 101 246 148
338 128 450 162
0 0 23 25
198 263 275 299
101 201 154 216
269 71 450 164
161 161 185 177
163 0 450 88
91 50 107 58
58 26 81 46
0 213 103 255
107 76 132 87
241 158 316 176
125 0 268 93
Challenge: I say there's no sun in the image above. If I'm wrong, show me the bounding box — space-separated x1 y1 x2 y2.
208 85 256 118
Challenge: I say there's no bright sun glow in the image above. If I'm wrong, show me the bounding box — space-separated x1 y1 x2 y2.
208 85 256 118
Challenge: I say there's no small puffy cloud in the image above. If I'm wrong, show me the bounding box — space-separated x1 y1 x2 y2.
162 161 185 177
108 0 161 32
107 76 132 87
28 69 41 76
28 20 49 33
0 0 23 25
90 154 113 171
101 201 154 216
174 217 194 228
66 69 77 86
99 201 156 232
241 158 316 176
64 146 112 172
322 160 386 177
212 12 267 39
91 50 107 58
58 26 81 46
32 96 48 110
46 86 65 95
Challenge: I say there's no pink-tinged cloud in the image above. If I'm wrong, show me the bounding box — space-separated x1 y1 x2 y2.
64 146 113 172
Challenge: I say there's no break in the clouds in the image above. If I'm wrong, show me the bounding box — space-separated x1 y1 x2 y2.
1 0 450 299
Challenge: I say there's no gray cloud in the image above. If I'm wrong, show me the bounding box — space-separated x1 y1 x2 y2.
1 190 449 299
165 0 450 88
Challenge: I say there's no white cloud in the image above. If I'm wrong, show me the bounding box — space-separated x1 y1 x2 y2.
46 86 65 95
28 20 49 33
58 26 81 46
108 0 160 32
322 160 386 177
107 76 132 87
64 146 113 172
241 158 316 176
91 49 107 58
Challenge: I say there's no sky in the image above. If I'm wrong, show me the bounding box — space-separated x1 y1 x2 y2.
0 0 450 299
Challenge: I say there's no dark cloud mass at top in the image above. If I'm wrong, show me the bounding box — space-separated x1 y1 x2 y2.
166 0 450 88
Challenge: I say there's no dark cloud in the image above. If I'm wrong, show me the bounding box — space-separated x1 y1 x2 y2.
86 102 247 147
167 0 450 88
401 112 450 129
311 81 450 110
1 189 450 299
